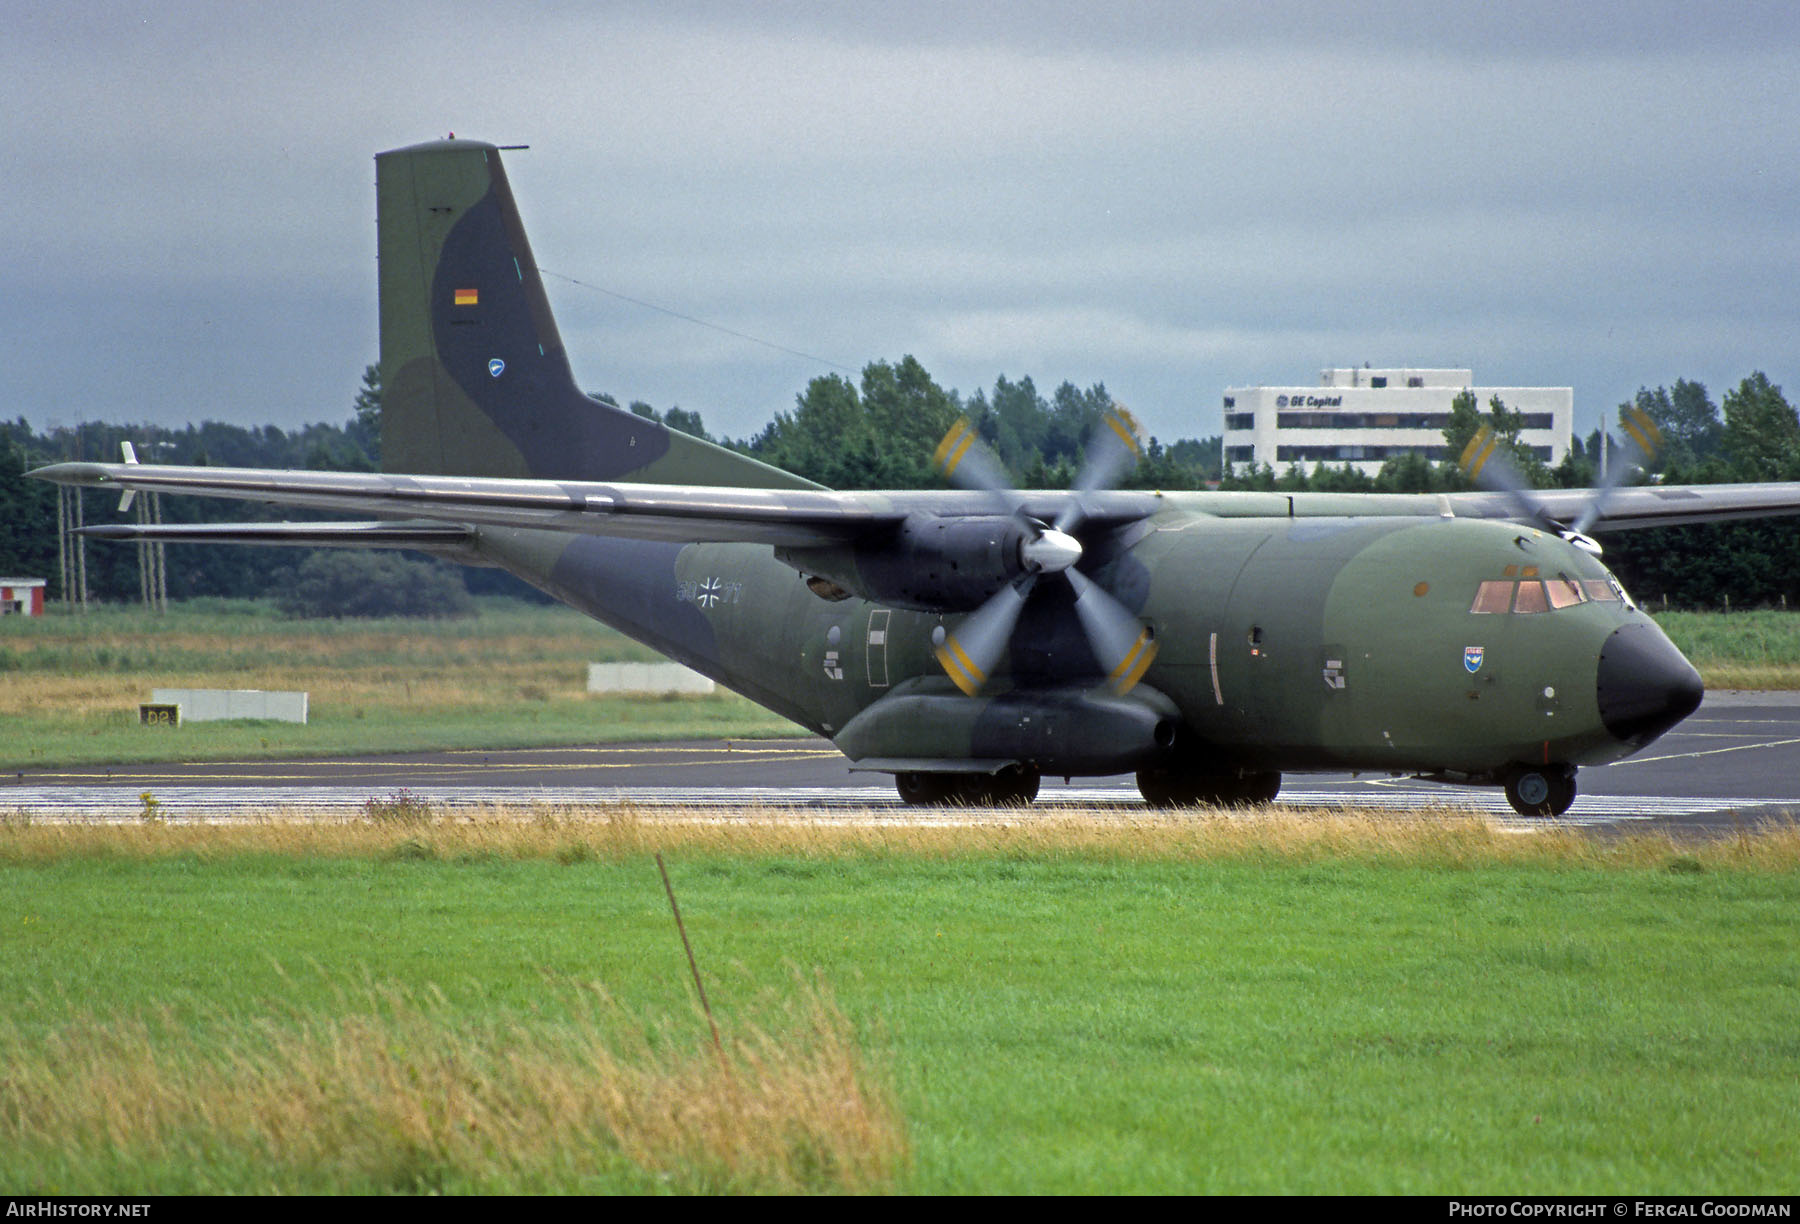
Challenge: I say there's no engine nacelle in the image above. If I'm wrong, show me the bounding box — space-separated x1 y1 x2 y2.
778 514 1034 611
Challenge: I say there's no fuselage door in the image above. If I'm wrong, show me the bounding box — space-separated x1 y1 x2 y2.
867 608 891 688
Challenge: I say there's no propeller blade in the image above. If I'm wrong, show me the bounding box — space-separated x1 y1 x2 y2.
1619 402 1664 459
935 576 1034 696
1057 402 1146 533
933 417 1015 506
1572 404 1663 535
1459 424 1545 519
1066 569 1158 695
1075 402 1146 493
931 408 1153 697
1458 422 1603 553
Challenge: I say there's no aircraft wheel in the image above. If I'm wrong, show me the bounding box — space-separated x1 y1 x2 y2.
895 772 956 806
1136 766 1199 807
1504 765 1577 817
964 765 1040 807
1136 771 1181 807
1137 768 1280 809
1238 771 1282 805
1136 768 1223 808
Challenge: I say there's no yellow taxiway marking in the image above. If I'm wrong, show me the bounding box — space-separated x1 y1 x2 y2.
23 748 846 783
148 742 829 766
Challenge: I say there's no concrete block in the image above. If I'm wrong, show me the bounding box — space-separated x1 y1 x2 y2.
151 689 309 723
586 662 716 695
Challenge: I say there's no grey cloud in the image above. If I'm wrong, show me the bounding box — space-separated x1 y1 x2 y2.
2 2 1796 444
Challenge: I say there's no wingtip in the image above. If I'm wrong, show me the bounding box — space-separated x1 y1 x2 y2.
25 461 114 486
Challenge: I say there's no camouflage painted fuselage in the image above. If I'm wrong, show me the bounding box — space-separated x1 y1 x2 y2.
466 502 1670 780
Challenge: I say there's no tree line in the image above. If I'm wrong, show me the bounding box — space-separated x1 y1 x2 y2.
0 358 1223 614
1 359 1793 611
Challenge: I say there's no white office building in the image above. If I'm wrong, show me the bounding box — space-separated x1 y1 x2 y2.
1222 368 1573 477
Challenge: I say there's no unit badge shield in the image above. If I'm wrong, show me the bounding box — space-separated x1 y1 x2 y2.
1464 646 1485 673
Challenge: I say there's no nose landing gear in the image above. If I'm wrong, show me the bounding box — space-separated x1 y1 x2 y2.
1503 764 1577 817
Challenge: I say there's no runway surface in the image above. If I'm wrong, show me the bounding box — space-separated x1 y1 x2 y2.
6 692 1799 837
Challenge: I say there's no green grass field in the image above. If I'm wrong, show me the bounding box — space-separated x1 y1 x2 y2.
3 600 1799 770
8 606 1799 1193
0 598 793 768
1654 609 1800 689
3 814 1797 1194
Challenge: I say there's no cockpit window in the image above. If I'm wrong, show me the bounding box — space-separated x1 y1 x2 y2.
1472 573 1615 615
1470 581 1513 614
1546 577 1586 609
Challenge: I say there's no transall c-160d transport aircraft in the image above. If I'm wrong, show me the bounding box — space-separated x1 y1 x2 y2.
30 139 1800 815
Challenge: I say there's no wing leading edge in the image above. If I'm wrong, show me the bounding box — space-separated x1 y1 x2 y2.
28 459 1800 542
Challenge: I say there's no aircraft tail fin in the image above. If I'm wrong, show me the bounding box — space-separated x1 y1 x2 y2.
374 139 814 488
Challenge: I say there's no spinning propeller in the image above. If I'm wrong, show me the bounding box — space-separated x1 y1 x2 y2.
930 407 1158 697
1459 403 1663 556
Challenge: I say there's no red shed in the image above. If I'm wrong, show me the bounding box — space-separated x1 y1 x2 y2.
1 580 46 617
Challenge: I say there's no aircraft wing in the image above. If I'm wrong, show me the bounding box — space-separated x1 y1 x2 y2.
28 461 1152 546
31 460 1800 542
1444 483 1800 531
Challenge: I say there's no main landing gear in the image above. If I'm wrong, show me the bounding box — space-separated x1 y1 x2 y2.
1135 766 1281 809
895 765 1041 807
1502 764 1578 817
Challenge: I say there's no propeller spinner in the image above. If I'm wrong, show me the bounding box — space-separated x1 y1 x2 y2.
930 406 1157 697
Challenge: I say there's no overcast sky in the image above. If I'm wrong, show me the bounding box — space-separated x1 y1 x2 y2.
5 1 1798 451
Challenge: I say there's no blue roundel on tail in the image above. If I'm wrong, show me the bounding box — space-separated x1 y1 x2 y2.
487 357 505 378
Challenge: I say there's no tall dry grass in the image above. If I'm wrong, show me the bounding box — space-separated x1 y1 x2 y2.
1694 664 1800 690
0 974 905 1194
0 599 650 718
5 803 1799 870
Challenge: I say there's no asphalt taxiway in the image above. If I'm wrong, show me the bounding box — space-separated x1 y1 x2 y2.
5 693 1799 836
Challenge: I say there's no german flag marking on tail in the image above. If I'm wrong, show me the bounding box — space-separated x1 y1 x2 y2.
454 288 479 306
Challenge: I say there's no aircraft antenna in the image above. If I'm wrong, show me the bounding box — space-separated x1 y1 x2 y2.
539 268 856 373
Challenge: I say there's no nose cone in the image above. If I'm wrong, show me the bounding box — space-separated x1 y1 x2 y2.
1596 621 1704 747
